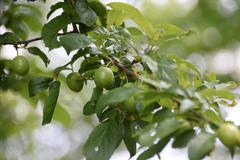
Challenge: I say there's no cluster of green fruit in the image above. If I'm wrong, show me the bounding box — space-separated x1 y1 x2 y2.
11 55 29 76
10 55 138 114
66 66 114 92
9 55 240 150
66 66 139 114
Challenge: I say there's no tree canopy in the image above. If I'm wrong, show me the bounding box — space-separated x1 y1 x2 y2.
0 0 240 160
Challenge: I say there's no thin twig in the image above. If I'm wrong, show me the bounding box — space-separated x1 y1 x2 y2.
144 43 154 54
109 55 137 77
98 54 137 78
126 41 140 55
98 55 165 90
1 31 75 45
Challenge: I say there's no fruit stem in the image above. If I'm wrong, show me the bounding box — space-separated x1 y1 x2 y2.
71 64 74 72
14 44 19 56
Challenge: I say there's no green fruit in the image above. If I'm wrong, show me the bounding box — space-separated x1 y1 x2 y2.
11 56 29 76
217 123 240 148
124 96 137 113
94 67 114 88
66 72 84 92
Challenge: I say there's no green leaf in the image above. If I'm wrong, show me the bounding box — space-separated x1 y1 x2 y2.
153 108 175 122
135 117 181 148
138 76 162 89
14 4 42 16
134 90 168 112
27 47 50 67
6 19 28 40
165 84 188 97
53 104 72 128
155 23 192 41
177 66 191 88
157 56 178 83
47 2 65 19
87 0 107 16
169 55 202 78
20 13 42 32
53 66 72 77
156 23 184 35
172 129 195 148
28 76 53 97
83 87 103 115
70 48 88 64
127 27 143 36
123 120 136 158
107 9 127 27
83 119 124 160
12 4 42 32
98 108 118 121
158 97 177 109
87 0 107 26
199 88 237 106
142 55 158 73
137 135 171 160
215 81 237 90
41 14 70 50
203 81 219 89
96 85 139 117
156 118 182 139
79 56 101 74
42 81 61 125
82 69 96 79
59 33 92 54
205 72 216 82
203 109 223 126
107 2 156 38
83 101 95 116
0 32 20 44
47 2 72 19
188 132 216 160
73 0 97 27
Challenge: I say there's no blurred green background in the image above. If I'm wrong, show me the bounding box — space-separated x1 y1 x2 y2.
1 0 240 159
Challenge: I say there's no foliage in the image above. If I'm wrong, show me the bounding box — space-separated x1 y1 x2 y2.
0 0 240 160
142 0 240 56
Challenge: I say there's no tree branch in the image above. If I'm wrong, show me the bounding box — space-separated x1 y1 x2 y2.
98 54 138 78
98 55 164 90
110 56 137 77
0 31 74 46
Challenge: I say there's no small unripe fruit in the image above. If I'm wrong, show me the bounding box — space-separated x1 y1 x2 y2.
124 96 137 113
217 123 240 148
11 56 29 76
66 72 84 92
94 67 114 89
